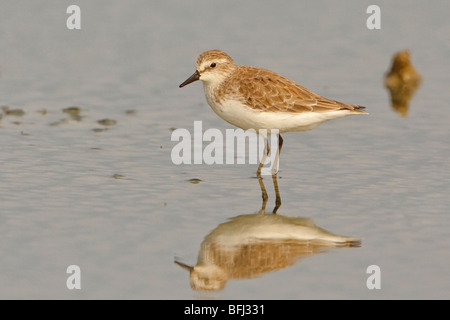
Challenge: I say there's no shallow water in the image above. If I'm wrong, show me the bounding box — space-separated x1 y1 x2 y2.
0 0 449 299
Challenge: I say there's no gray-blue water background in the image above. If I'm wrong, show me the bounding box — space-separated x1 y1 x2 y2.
0 0 449 299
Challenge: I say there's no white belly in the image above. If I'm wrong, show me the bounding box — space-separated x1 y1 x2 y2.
205 94 355 133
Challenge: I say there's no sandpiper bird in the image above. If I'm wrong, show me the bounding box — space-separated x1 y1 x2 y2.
179 50 367 176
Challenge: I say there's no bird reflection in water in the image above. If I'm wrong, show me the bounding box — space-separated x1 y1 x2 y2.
385 50 422 117
175 175 360 291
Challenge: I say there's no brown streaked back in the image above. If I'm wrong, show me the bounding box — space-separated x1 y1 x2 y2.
216 65 366 114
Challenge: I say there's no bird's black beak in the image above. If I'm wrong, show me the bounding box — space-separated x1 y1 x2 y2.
174 260 194 272
179 70 200 88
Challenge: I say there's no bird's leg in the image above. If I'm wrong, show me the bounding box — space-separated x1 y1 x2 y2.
257 176 269 214
256 134 269 178
271 134 283 175
272 173 282 214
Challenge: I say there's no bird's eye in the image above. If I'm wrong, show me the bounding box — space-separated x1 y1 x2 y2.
210 63 216 68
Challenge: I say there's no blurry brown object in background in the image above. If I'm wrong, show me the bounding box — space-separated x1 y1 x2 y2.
385 50 422 117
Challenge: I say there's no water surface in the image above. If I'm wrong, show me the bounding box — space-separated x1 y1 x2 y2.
0 0 449 299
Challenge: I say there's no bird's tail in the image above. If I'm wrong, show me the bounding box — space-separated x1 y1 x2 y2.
342 104 368 114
